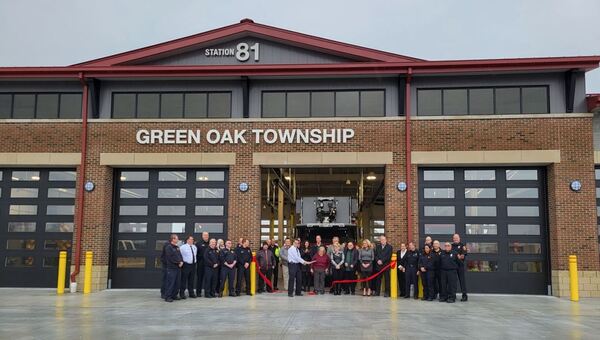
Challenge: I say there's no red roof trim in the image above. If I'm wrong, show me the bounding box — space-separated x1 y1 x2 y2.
1 56 598 79
74 20 422 67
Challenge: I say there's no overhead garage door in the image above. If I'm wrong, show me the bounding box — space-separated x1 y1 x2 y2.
419 167 549 294
0 169 75 287
111 169 228 288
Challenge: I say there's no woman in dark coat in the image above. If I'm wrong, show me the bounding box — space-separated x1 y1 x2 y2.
343 241 359 295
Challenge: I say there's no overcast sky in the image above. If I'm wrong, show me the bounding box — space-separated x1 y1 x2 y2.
1 0 599 92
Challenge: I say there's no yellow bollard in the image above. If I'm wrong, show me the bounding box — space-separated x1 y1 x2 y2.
224 279 229 296
57 251 67 294
390 254 398 299
83 251 93 294
250 252 256 296
418 276 423 298
569 255 579 302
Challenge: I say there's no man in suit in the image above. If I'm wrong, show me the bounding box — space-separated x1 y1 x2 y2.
164 234 183 302
195 232 210 297
396 243 407 297
373 235 393 297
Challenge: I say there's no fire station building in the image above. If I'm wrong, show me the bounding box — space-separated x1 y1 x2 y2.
1 19 600 296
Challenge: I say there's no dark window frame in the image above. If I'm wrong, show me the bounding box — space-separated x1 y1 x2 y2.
416 85 550 116
0 92 83 119
260 89 386 118
110 91 233 119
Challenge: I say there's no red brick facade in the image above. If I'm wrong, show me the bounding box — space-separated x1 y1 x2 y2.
1 115 599 276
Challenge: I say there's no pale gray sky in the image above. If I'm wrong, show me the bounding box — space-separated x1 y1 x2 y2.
1 0 599 92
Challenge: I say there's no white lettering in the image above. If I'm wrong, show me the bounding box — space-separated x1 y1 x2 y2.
206 129 221 144
309 129 322 144
278 129 296 144
252 129 264 143
263 129 277 144
136 129 150 144
234 129 247 144
163 130 175 144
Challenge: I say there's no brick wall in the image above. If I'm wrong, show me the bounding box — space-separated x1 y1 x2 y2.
1 116 599 289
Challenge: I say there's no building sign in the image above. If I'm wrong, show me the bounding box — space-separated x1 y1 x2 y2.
204 42 260 62
136 128 355 145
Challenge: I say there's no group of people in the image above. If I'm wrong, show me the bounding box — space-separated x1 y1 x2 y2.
160 231 469 303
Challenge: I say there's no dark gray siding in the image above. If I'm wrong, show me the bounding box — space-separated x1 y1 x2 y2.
409 72 587 115
142 37 353 65
249 77 400 117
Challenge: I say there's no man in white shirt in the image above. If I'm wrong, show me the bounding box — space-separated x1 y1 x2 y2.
179 235 198 299
287 238 313 297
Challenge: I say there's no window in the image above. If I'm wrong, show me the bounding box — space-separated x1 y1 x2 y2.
46 205 75 215
465 206 497 217
120 188 149 199
495 88 520 114
417 89 442 116
424 188 454 199
49 171 76 181
443 89 468 115
507 206 539 217
467 260 498 272
157 188 187 199
195 205 224 216
522 87 548 114
424 223 455 234
424 206 455 217
9 205 38 215
506 169 537 181
506 188 538 199
464 170 495 181
196 171 225 181
8 222 36 232
12 94 35 118
158 171 187 181
11 188 39 198
194 222 224 233
137 93 160 118
508 224 540 235
157 206 186 216
465 224 498 235
5 256 34 267
116 257 145 269
45 222 74 233
423 170 454 181
119 206 148 216
119 171 149 182
416 86 549 115
464 188 496 199
468 88 494 115
6 239 36 250
311 92 334 117
157 222 186 233
112 92 231 118
11 171 40 181
509 242 541 254
466 242 498 254
0 93 83 119
118 223 148 233
196 188 225 199
261 90 385 117
44 240 72 250
511 261 542 272
117 240 147 251
48 188 76 198
335 91 359 117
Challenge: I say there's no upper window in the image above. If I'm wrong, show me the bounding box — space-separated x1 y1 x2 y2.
112 92 231 118
417 86 549 116
261 90 385 118
0 93 82 119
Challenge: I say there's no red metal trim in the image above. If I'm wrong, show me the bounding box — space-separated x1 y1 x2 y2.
1 56 599 79
405 68 413 243
74 20 420 66
70 73 89 284
587 94 600 112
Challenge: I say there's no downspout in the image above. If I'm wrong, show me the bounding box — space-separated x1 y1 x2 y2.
70 72 89 290
405 68 413 243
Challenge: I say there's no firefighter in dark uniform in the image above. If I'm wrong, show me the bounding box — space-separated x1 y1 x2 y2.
440 242 460 303
452 233 469 301
403 242 419 299
159 240 170 299
164 234 183 302
235 239 252 296
418 244 435 301
203 238 219 298
431 240 443 299
218 240 238 297
195 232 210 297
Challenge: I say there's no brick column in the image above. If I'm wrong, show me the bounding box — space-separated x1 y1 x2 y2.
228 153 261 248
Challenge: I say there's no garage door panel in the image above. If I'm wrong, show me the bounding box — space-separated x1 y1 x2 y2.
111 168 228 288
0 168 75 287
419 167 548 294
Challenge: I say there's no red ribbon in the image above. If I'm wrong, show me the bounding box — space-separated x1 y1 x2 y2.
331 261 396 286
253 257 277 292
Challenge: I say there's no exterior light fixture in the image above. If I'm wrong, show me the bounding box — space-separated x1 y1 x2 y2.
366 172 376 181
